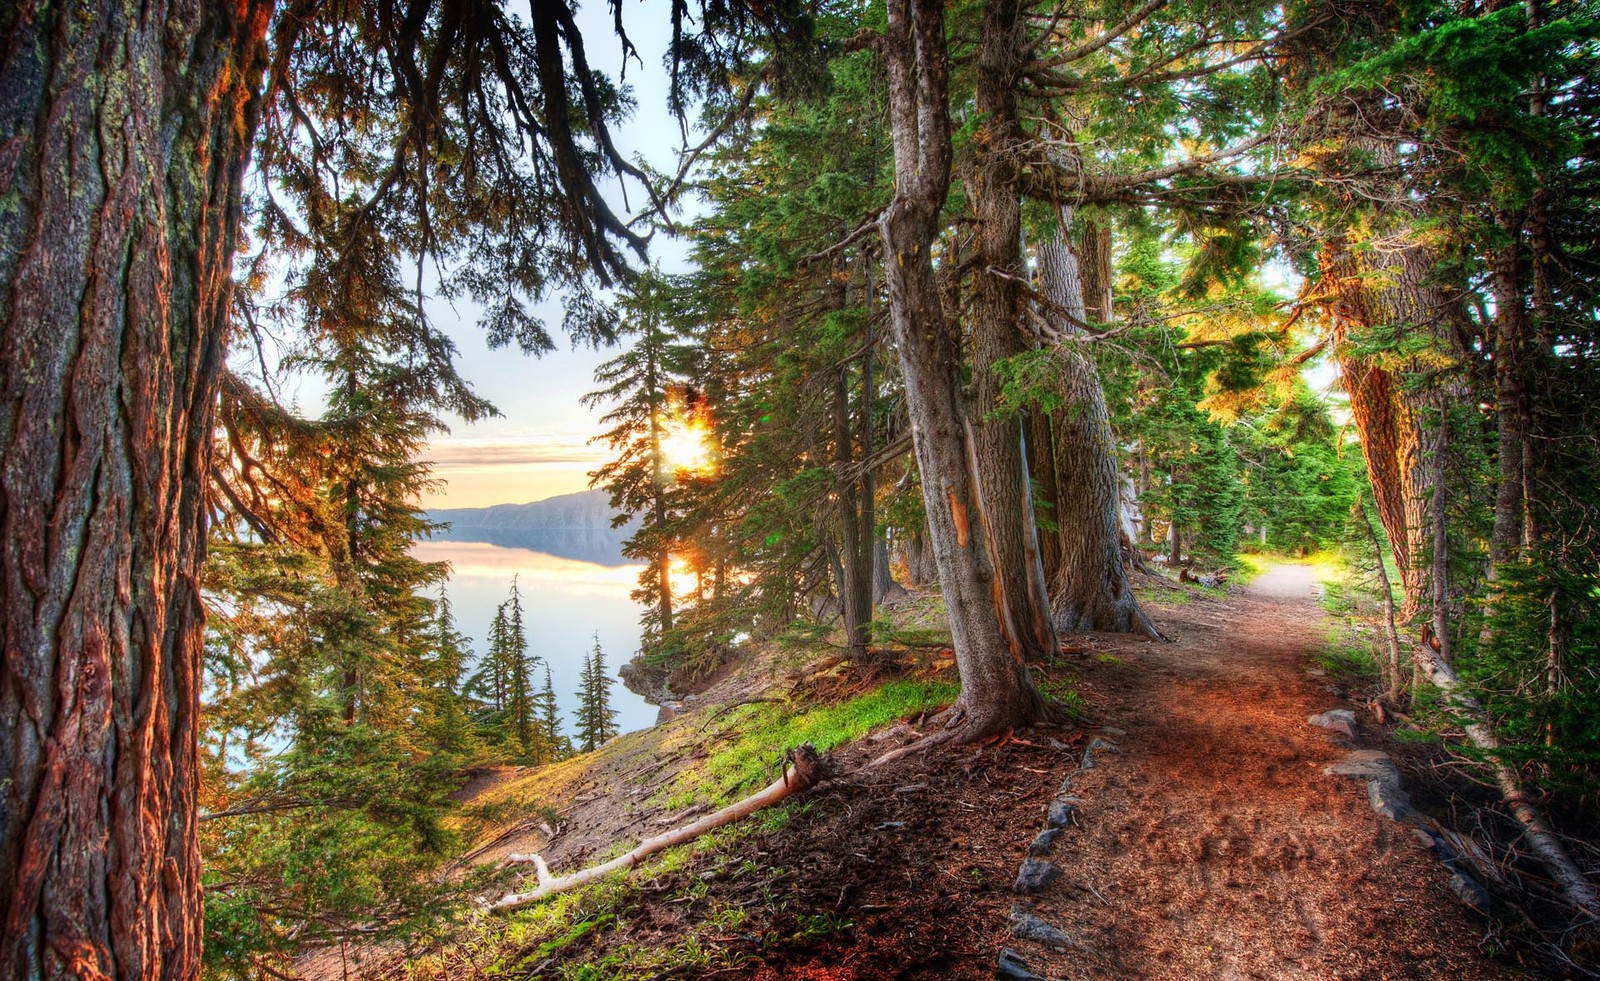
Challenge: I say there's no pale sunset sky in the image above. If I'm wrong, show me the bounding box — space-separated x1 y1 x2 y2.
421 3 691 510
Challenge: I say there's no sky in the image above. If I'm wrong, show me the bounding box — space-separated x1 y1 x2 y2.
420 3 694 510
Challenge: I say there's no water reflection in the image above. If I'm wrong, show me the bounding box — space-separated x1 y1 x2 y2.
412 539 657 736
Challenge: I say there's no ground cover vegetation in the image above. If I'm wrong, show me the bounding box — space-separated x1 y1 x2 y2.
2 0 1599 976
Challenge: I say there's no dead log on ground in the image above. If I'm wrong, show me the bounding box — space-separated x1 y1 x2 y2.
1410 642 1600 923
492 745 830 910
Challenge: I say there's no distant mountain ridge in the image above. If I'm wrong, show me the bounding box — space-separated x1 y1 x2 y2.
425 490 639 567
428 489 637 533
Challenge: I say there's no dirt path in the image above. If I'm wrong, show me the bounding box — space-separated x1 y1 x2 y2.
346 569 1530 980
1009 567 1520 980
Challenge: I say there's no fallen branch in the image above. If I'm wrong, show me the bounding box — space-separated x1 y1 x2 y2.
491 746 830 910
1410 641 1600 923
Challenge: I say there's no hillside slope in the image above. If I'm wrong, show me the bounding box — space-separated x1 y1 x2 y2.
306 569 1538 980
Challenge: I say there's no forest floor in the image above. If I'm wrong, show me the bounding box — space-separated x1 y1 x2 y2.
309 563 1542 980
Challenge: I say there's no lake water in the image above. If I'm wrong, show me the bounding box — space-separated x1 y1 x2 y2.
411 536 658 736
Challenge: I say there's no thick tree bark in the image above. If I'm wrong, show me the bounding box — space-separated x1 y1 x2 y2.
1035 218 1156 636
877 0 1051 736
0 2 269 978
1321 235 1442 620
965 0 1059 661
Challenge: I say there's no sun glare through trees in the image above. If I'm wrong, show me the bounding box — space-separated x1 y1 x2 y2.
3 0 1599 978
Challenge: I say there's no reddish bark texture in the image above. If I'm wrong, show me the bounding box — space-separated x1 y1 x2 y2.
965 0 1059 662
1321 236 1444 620
0 2 268 977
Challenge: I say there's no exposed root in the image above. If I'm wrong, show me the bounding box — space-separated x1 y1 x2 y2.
865 728 960 769
491 745 832 911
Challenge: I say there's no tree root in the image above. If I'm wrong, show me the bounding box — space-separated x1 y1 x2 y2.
865 728 960 769
491 745 831 911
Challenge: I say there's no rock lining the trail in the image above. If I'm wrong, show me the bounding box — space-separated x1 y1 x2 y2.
1014 858 1064 893
1046 799 1078 829
996 948 1045 980
1001 733 1123 960
1008 906 1074 950
1028 828 1063 856
1317 728 1495 916
1308 709 1358 740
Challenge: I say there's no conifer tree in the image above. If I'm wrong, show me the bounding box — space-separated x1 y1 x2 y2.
0 0 806 970
539 665 568 759
502 579 537 758
575 635 620 753
482 604 513 714
585 273 697 642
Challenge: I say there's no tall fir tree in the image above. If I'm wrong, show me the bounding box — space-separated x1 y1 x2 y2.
575 635 620 753
539 665 568 760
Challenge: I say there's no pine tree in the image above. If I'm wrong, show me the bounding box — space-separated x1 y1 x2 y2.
584 272 698 642
502 578 537 758
482 604 512 714
1 0 800 971
539 665 568 760
575 634 620 753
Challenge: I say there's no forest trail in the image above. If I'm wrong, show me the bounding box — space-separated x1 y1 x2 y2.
999 563 1517 980
315 567 1527 980
718 564 1523 980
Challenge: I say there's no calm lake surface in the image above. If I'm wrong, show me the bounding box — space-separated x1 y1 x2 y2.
411 537 658 736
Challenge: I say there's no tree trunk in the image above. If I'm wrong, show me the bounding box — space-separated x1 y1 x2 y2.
1488 221 1528 569
1035 217 1156 635
0 2 269 978
1417 438 1599 923
1355 494 1406 703
835 360 870 655
651 431 674 636
1026 413 1064 586
1076 220 1114 325
965 0 1059 661
1479 221 1530 648
872 534 903 604
906 527 936 586
877 0 1051 736
1321 236 1441 621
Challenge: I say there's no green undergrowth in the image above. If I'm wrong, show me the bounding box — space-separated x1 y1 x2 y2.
1306 553 1385 685
657 677 960 810
405 860 756 980
1233 552 1272 584
410 672 964 979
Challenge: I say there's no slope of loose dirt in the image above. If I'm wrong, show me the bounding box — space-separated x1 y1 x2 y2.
669 567 1527 981
309 566 1539 979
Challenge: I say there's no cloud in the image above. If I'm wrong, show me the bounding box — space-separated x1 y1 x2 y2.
425 437 609 469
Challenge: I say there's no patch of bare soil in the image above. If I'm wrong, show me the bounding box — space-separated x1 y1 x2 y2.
612 573 1534 980
311 573 1550 980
